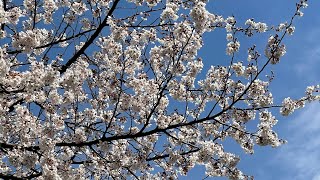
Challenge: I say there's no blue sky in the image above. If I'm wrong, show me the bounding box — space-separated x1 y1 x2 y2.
181 0 320 179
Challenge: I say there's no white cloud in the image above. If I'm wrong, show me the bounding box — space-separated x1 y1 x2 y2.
312 174 320 180
271 103 320 180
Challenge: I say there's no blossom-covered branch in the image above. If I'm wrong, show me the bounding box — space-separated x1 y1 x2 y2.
0 0 318 179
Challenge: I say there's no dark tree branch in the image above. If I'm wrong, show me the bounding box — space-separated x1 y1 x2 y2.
146 148 201 161
59 0 120 74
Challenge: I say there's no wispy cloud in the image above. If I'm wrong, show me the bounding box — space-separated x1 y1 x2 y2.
293 46 320 82
271 103 320 180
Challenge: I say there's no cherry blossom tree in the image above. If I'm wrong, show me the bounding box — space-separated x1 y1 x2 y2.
0 0 319 179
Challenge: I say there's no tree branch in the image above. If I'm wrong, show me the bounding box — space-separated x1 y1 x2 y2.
59 0 120 74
